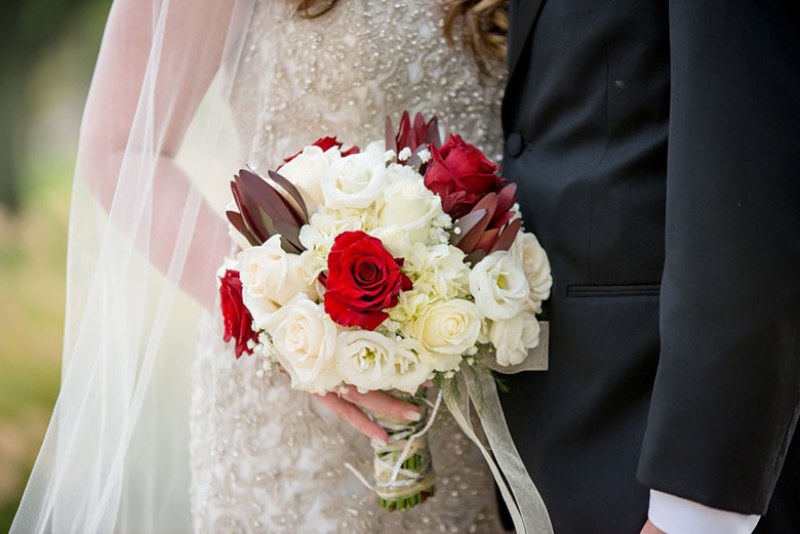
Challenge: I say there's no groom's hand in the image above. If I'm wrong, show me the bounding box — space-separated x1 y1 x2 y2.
314 388 421 444
641 520 666 534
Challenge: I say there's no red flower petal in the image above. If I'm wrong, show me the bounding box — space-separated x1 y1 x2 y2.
218 270 257 359
324 289 389 331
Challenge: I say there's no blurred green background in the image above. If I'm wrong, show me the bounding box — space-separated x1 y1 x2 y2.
0 1 110 529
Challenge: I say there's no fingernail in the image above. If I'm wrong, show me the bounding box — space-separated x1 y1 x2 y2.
405 410 421 422
373 436 388 446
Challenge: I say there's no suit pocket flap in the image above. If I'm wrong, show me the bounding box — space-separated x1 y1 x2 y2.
566 284 660 298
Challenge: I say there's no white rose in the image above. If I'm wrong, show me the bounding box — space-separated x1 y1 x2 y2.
411 298 479 372
335 330 402 392
469 251 530 321
376 167 442 245
237 235 315 329
278 145 341 214
264 294 341 393
489 312 541 367
321 142 387 209
511 232 552 312
370 225 413 258
385 338 433 395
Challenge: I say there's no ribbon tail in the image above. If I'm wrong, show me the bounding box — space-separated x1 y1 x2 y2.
444 371 553 534
443 387 526 532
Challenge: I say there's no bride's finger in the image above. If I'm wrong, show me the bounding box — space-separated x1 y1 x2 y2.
341 388 421 422
314 393 389 444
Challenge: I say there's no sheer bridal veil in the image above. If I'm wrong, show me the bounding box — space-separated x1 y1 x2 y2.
12 0 258 531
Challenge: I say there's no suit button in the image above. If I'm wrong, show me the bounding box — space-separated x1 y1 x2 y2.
506 132 525 157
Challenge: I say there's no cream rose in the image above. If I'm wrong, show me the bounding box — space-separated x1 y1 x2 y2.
469 251 530 321
321 142 387 209
278 145 341 213
335 330 401 392
237 235 315 329
489 312 541 367
370 225 413 258
411 298 479 371
376 168 442 245
511 232 552 312
264 294 341 393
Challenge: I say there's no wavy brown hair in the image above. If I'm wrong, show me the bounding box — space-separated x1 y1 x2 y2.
296 0 508 73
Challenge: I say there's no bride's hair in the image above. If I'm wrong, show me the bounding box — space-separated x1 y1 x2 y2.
296 0 508 73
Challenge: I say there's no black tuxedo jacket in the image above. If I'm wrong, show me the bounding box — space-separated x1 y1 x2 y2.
500 1 800 532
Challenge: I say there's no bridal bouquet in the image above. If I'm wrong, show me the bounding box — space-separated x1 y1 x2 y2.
218 112 552 511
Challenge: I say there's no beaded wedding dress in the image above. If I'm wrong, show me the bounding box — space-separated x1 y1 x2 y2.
188 1 506 532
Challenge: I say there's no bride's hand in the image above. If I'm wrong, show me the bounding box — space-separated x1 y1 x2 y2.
314 388 421 444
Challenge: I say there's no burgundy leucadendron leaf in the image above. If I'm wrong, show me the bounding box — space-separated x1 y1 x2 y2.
457 194 498 252
465 250 487 265
268 170 309 223
273 220 304 254
228 169 309 252
385 116 398 153
473 228 500 254
413 113 427 150
236 170 300 227
226 210 260 246
397 111 411 148
455 210 492 253
231 181 270 242
426 116 442 148
490 218 522 254
493 210 516 231
387 111 442 168
493 184 517 225
451 209 487 247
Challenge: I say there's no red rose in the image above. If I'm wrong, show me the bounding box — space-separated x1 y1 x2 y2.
323 231 412 330
282 136 359 165
423 134 506 219
219 269 257 358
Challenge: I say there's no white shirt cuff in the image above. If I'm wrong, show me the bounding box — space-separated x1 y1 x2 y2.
648 490 761 534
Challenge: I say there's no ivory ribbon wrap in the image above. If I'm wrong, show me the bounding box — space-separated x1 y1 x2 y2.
443 321 553 534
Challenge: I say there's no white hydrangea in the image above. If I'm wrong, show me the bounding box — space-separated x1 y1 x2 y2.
403 243 471 302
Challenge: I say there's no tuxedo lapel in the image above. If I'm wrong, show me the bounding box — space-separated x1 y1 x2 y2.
508 0 547 77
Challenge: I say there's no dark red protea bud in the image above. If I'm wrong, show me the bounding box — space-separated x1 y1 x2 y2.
385 111 442 170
